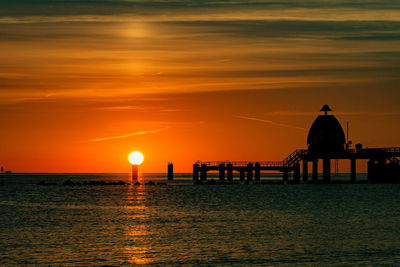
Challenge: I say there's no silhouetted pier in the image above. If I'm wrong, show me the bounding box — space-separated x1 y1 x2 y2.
193 160 286 181
193 105 400 183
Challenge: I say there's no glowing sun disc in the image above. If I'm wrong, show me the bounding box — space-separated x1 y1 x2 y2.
128 152 144 165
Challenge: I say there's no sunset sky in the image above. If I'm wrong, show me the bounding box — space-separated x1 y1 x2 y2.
1 0 400 173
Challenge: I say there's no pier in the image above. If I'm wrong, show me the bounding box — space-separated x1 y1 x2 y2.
193 105 400 183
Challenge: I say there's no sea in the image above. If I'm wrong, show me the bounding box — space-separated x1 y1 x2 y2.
1 173 400 266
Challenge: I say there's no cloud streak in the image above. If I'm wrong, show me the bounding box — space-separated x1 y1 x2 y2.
91 128 165 142
236 115 307 131
2 9 400 24
269 111 400 116
98 105 143 111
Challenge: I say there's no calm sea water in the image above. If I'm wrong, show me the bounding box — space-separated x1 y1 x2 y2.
1 173 400 265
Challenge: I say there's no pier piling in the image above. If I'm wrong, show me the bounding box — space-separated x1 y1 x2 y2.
200 164 207 180
239 170 245 181
247 163 253 181
227 164 233 180
255 163 261 181
312 159 318 183
350 159 356 183
283 170 289 182
293 163 300 183
302 160 308 182
367 159 375 182
219 163 225 181
378 158 385 181
193 164 199 180
323 158 331 183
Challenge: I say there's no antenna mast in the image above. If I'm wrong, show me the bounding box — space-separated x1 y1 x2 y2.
346 121 350 149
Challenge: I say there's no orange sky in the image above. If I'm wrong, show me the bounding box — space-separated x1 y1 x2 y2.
1 0 400 172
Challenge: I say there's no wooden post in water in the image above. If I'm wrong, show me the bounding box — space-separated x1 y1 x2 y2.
168 163 174 181
132 164 138 181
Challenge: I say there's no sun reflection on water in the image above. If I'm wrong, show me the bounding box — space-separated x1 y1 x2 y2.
123 189 153 264
125 246 152 264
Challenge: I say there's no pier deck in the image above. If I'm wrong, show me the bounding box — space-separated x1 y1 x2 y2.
193 147 400 183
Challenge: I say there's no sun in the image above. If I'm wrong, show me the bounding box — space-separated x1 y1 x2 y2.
128 151 144 165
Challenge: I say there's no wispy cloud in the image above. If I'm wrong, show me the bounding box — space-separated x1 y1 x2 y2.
270 111 400 116
269 111 363 116
98 105 143 111
91 128 165 142
161 109 184 112
236 115 307 131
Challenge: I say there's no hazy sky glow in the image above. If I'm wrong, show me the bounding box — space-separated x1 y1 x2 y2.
1 0 400 172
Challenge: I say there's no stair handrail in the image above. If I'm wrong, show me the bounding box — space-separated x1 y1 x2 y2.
283 149 307 167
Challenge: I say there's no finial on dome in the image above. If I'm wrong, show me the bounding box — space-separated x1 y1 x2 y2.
320 104 332 115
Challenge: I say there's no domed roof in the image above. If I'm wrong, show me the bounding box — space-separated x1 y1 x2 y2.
307 105 346 153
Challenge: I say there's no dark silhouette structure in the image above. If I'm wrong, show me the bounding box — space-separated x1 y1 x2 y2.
307 105 346 154
1 167 3 186
193 105 400 183
168 163 174 180
132 164 138 181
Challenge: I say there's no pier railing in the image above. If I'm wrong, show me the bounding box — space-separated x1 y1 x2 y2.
347 147 400 154
195 160 284 168
196 149 309 168
195 147 400 170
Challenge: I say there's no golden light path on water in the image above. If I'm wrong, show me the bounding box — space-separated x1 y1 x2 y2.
124 187 152 264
